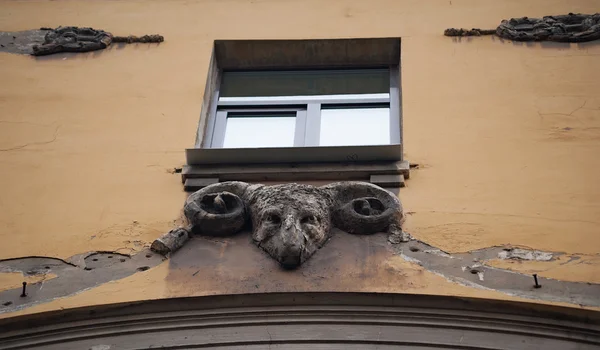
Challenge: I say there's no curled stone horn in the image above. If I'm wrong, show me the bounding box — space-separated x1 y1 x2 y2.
153 181 407 268
323 182 405 237
183 181 252 236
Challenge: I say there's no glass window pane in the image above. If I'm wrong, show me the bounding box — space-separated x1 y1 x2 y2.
221 69 389 97
223 114 296 148
319 107 390 146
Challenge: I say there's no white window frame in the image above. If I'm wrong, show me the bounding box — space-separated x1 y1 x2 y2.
204 66 401 149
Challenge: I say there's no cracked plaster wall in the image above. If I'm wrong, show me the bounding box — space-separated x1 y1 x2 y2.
0 0 599 317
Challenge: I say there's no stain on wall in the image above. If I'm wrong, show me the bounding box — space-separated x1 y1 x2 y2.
0 0 599 317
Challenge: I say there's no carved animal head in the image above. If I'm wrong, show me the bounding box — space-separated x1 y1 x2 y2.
184 181 404 269
247 184 332 269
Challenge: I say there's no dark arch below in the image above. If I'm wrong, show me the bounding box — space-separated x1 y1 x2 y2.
0 292 598 350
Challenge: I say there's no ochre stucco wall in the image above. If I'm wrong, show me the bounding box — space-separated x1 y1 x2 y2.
0 0 599 317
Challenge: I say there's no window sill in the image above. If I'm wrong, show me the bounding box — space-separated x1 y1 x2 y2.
183 145 409 192
186 144 403 165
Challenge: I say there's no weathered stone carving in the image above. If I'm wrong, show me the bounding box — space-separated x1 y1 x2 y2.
31 26 164 56
165 181 406 269
32 27 111 56
150 227 190 255
445 13 600 42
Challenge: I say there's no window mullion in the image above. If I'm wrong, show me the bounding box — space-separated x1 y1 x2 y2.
293 110 307 147
305 103 321 146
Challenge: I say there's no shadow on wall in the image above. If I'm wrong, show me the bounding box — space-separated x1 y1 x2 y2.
450 35 600 50
31 42 163 62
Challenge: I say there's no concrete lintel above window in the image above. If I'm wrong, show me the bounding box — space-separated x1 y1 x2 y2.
214 38 400 70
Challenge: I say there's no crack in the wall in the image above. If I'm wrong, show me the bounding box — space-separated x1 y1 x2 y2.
0 125 61 152
539 100 588 117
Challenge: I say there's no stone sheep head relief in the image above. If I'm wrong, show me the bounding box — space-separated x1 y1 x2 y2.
153 181 408 269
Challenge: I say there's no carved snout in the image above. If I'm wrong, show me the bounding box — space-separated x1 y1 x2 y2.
279 216 304 269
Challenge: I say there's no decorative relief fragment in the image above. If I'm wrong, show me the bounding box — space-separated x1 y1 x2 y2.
0 26 164 56
445 13 600 42
32 26 164 56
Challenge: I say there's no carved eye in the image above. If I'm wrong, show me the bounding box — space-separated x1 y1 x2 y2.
267 214 281 225
301 215 318 224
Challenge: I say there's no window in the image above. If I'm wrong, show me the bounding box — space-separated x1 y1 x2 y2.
184 38 409 191
320 106 391 146
208 68 400 148
220 112 298 148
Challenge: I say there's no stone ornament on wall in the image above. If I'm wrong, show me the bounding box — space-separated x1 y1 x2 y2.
445 13 600 42
0 26 164 56
32 26 164 56
31 27 113 56
152 181 408 269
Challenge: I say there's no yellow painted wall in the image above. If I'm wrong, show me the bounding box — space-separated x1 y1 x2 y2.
0 0 599 316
